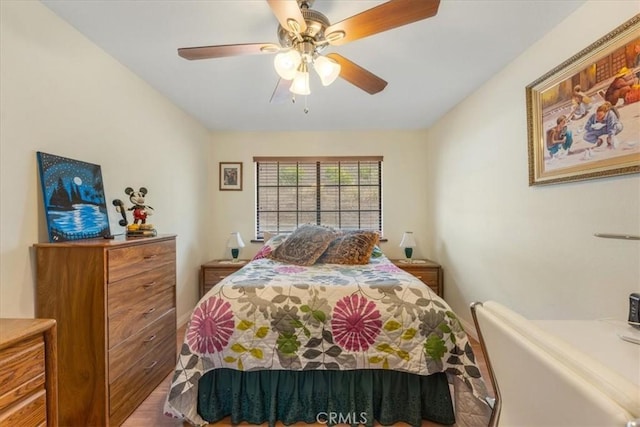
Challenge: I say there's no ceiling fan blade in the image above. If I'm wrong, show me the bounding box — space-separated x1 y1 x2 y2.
325 0 440 46
326 53 388 95
178 43 279 60
266 0 307 33
270 78 293 104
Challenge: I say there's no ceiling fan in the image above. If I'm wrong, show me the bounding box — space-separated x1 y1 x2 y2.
177 0 441 103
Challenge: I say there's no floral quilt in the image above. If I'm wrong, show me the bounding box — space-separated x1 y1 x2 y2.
164 256 491 426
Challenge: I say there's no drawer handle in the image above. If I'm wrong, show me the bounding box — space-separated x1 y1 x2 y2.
143 307 156 316
144 334 157 343
144 360 158 371
218 275 228 279
143 281 157 288
143 255 158 260
415 275 423 279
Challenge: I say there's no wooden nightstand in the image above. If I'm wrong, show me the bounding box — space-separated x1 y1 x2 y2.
200 259 248 298
391 259 443 297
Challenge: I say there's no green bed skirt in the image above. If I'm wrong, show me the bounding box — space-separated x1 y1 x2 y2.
198 369 455 426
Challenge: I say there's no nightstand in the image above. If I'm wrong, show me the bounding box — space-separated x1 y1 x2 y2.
200 259 248 298
391 259 443 297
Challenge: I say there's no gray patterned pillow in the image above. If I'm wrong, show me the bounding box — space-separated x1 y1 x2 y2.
268 224 336 266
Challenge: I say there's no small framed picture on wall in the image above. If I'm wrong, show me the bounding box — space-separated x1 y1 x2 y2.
219 162 242 191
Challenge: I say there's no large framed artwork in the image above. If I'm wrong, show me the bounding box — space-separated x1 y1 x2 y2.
526 15 640 186
37 152 111 242
219 162 243 191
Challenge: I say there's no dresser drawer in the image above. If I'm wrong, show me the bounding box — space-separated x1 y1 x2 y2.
108 309 176 383
203 268 237 285
108 264 175 315
108 286 175 348
0 389 47 426
200 260 247 298
413 269 439 295
108 347 175 426
0 335 45 411
108 239 175 283
392 259 443 297
0 374 45 412
410 269 438 286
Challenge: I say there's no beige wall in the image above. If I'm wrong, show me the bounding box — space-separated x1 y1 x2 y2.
209 131 430 260
426 3 640 328
3 0 638 331
0 1 211 322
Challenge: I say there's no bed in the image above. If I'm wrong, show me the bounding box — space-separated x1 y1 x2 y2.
164 227 491 426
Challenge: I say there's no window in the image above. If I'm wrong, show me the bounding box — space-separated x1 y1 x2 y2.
255 156 383 238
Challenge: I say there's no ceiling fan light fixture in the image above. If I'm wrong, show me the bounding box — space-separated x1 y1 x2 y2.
180 0 440 102
290 63 311 95
274 49 301 80
313 55 341 86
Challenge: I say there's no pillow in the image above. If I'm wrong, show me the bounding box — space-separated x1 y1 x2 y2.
317 230 380 265
268 224 337 266
262 231 276 242
252 233 288 261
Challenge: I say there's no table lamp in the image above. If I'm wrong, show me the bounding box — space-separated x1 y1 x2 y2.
399 231 416 263
227 231 245 262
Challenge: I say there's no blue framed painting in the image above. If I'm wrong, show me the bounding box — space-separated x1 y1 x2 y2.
37 152 111 242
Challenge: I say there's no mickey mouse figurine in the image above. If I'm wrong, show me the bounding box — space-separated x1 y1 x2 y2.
112 187 156 236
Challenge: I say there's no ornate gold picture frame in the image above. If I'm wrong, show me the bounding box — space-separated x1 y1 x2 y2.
527 15 640 186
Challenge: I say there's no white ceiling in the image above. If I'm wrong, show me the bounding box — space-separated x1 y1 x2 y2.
41 0 585 132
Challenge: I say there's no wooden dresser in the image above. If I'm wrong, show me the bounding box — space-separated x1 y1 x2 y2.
199 259 247 298
0 318 58 427
391 259 443 297
34 235 177 426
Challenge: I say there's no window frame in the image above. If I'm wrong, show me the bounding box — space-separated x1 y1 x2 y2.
254 156 383 239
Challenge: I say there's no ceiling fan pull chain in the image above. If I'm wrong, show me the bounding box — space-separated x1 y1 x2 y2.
304 96 309 114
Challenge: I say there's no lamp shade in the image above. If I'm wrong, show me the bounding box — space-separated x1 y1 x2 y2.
290 66 310 95
313 55 341 86
227 232 245 249
274 50 301 80
399 232 416 248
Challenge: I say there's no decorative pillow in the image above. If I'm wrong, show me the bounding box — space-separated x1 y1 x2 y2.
252 234 288 261
268 224 337 266
262 231 276 242
317 230 380 265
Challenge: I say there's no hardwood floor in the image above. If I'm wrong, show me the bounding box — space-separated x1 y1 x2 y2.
123 324 493 427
